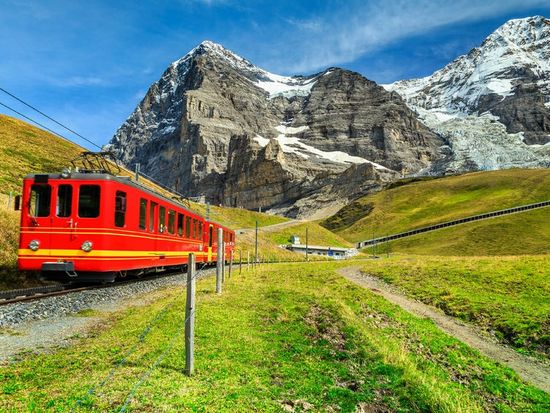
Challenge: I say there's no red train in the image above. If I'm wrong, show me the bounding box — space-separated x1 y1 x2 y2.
17 171 235 282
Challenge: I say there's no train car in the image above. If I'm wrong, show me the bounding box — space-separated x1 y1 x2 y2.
17 171 235 282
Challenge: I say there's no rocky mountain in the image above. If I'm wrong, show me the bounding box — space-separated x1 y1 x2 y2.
108 41 442 217
109 16 550 217
386 15 550 172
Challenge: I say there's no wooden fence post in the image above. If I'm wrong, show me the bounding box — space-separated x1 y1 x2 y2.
216 229 223 294
185 253 196 376
229 250 233 279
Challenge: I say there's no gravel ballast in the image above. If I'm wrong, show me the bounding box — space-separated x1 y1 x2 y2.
0 267 216 362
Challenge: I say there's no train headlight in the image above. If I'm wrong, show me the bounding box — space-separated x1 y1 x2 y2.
81 240 93 252
29 239 40 251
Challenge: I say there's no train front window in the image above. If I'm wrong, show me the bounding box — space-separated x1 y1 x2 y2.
168 210 175 234
115 191 126 228
139 198 147 230
56 184 72 217
30 184 51 217
78 185 100 218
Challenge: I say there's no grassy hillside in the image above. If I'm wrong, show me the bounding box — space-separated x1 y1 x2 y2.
361 255 550 358
385 207 550 255
2 262 548 412
234 221 354 262
189 203 289 229
264 222 352 248
324 169 550 243
0 114 84 194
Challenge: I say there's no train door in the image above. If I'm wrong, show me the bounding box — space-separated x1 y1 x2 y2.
50 183 76 249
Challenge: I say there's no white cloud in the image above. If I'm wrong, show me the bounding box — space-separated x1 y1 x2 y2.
53 76 106 87
269 0 550 73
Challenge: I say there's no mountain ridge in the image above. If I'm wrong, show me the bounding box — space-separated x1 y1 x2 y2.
108 16 550 217
108 40 441 217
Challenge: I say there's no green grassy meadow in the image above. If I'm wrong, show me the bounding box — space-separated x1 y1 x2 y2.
188 203 289 230
385 207 550 256
324 169 550 243
360 255 550 359
2 262 548 412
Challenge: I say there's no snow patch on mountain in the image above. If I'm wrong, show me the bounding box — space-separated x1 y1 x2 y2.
255 73 317 99
259 124 391 169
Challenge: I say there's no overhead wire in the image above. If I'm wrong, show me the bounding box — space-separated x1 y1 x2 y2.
0 87 102 150
0 100 75 144
0 87 202 207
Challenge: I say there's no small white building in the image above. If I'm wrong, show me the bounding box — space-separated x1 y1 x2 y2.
286 243 357 259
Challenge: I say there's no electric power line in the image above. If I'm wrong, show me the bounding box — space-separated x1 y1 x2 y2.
0 89 201 207
0 87 102 150
0 100 75 144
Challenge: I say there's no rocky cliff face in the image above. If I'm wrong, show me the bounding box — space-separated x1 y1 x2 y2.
109 16 550 217
386 16 550 172
108 41 441 217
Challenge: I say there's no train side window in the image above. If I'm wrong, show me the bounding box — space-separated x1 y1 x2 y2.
168 210 175 234
159 206 166 233
198 221 203 238
208 225 213 247
78 185 100 218
30 184 51 217
115 191 126 227
149 202 157 232
185 216 191 238
139 198 147 230
56 184 72 217
177 213 183 236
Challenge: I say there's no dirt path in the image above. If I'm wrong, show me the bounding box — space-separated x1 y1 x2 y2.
338 267 550 393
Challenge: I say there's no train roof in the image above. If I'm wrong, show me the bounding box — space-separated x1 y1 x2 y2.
23 172 232 231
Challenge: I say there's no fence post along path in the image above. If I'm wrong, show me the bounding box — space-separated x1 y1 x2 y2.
216 228 223 294
185 253 196 376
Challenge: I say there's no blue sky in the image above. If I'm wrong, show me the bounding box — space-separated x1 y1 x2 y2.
1 0 550 149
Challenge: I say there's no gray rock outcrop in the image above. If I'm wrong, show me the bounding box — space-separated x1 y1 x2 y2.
108 42 440 217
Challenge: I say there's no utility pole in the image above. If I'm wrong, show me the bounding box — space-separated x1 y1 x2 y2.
228 250 233 279
254 220 259 265
305 226 309 262
134 163 140 182
372 230 375 258
216 228 223 294
185 253 196 376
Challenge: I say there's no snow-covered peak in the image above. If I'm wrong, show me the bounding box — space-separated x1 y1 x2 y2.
385 15 550 114
166 41 320 99
489 15 549 46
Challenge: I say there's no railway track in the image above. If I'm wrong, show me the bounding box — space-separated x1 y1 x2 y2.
0 270 205 306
